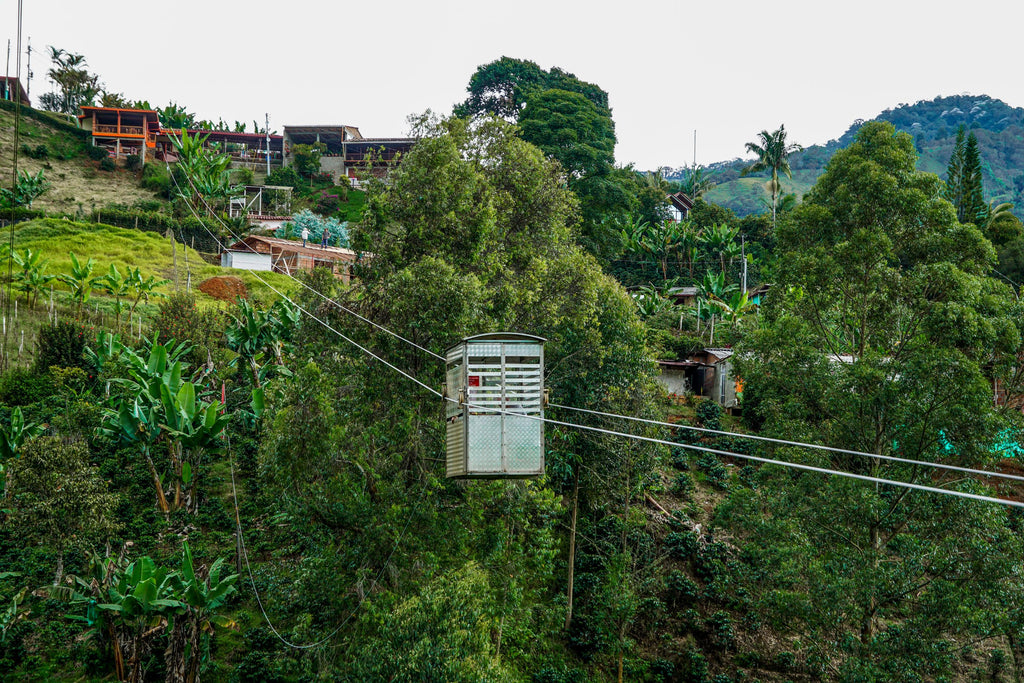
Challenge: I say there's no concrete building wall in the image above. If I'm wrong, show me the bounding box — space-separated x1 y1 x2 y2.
221 251 273 271
319 156 347 182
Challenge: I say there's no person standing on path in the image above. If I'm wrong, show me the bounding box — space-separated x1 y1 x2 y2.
321 228 329 249
301 226 309 247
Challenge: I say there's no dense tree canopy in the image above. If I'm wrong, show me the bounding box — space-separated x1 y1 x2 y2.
733 121 1024 676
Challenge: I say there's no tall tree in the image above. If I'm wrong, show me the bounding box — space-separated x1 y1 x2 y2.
944 124 966 214
961 131 988 225
734 121 1024 675
37 48 100 115
740 124 802 230
945 125 989 226
455 57 609 120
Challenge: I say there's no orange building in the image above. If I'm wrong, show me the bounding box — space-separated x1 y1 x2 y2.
78 106 160 161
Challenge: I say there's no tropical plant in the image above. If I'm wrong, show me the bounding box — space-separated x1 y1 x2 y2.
56 543 237 683
170 129 232 212
702 222 742 274
0 169 52 209
100 341 227 514
124 266 170 321
96 264 131 327
678 164 716 199
11 248 55 308
225 298 300 388
741 124 802 229
58 252 100 317
37 47 100 115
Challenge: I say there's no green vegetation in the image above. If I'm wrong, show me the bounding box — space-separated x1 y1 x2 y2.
4 59 1024 683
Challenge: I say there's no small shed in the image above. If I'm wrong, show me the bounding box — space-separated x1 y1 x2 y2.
221 250 272 271
223 235 359 282
445 333 546 479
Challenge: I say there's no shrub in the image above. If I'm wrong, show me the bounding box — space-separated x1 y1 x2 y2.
153 292 224 368
86 145 108 161
672 472 694 496
132 199 164 213
141 163 171 196
0 367 55 405
124 154 143 172
19 143 48 160
697 453 729 489
34 320 88 373
99 157 116 172
265 166 300 188
313 192 340 216
695 397 722 430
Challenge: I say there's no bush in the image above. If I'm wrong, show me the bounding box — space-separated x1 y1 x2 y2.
124 154 143 172
19 143 48 160
153 292 224 368
0 367 55 405
99 157 116 172
34 320 88 373
86 145 108 161
313 192 341 216
695 397 722 430
141 163 171 196
265 166 300 188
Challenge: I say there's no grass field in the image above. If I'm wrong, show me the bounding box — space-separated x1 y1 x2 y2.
1 218 299 367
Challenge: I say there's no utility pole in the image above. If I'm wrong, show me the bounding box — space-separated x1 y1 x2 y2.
265 112 270 177
24 37 30 97
741 235 747 293
5 40 9 101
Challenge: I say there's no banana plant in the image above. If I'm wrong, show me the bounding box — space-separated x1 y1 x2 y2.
1 407 43 500
96 264 132 328
226 298 299 388
59 252 101 317
101 341 224 515
11 248 55 308
164 542 238 681
125 267 169 321
0 574 28 644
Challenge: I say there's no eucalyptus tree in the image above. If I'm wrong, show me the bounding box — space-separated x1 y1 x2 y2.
732 121 1024 674
740 124 801 230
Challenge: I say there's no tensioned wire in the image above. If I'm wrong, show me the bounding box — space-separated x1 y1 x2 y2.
173 159 1024 492
450 398 1024 510
170 166 441 650
169 161 1024 646
164 151 444 360
547 402 1024 485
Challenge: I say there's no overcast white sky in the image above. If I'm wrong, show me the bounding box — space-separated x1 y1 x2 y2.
7 0 1023 170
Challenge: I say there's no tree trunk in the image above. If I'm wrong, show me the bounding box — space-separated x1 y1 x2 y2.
53 549 64 586
564 473 580 631
146 452 171 515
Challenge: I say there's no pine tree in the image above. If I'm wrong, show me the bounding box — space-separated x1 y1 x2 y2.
944 125 965 215
961 132 988 225
944 125 989 226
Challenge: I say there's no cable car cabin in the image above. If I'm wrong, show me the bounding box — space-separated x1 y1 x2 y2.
445 333 546 479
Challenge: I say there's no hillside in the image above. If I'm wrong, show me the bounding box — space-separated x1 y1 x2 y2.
668 95 1024 217
0 104 165 214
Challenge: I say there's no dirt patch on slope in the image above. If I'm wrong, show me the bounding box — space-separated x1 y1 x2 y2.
198 276 248 302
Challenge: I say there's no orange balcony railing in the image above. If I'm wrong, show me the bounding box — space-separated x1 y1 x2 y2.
94 124 145 136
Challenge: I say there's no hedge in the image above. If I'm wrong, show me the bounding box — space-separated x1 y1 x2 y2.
89 208 227 253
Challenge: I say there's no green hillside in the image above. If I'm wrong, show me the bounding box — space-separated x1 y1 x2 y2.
674 95 1024 217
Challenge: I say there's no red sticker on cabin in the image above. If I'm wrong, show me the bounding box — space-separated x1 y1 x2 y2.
468 375 481 387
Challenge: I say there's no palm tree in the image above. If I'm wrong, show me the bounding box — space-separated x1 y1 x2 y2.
741 124 802 230
679 164 716 200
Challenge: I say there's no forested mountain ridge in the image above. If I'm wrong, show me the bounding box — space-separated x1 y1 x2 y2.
666 95 1024 216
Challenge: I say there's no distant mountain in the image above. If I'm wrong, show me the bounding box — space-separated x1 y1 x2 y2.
664 95 1024 217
